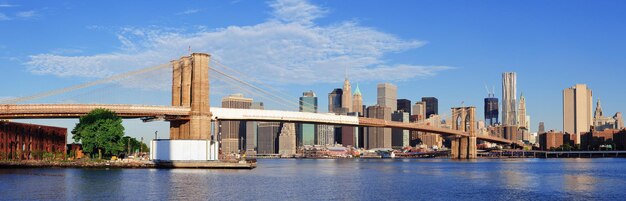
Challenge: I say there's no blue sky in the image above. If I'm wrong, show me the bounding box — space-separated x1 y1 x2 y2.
1 0 626 141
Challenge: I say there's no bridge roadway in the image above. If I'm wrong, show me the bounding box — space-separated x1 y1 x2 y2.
0 104 515 144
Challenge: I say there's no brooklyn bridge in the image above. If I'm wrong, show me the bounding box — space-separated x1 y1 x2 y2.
0 53 520 159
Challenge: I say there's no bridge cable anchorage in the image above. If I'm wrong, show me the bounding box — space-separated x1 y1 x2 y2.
209 60 304 110
211 58 317 111
1 63 171 104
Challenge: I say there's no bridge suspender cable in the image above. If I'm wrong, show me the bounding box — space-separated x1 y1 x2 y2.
211 58 317 111
1 63 170 104
209 62 303 110
211 58 317 110
209 74 297 109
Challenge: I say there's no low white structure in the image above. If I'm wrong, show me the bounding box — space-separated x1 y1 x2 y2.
150 139 219 161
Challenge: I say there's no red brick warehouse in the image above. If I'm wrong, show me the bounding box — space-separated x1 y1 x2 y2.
0 121 66 160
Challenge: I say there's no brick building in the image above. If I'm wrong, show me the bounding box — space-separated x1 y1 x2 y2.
582 129 626 150
0 121 66 160
539 131 575 150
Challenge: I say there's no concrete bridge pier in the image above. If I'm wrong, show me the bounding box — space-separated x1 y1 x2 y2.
450 136 477 159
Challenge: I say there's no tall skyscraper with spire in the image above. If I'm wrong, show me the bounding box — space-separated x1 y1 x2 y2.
342 77 352 113
502 72 517 126
518 93 527 129
353 84 363 115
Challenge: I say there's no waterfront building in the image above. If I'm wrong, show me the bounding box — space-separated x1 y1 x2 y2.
418 133 443 149
342 78 353 113
422 97 438 118
539 131 564 150
0 121 66 160
377 83 397 112
412 101 426 122
563 84 593 144
299 91 318 147
257 122 281 154
341 126 356 147
221 93 252 154
391 111 410 149
352 84 364 115
502 72 517 126
397 99 411 116
366 105 392 149
278 123 296 156
316 124 335 145
328 88 345 114
484 95 499 126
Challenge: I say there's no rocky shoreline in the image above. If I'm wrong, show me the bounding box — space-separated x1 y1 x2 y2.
0 160 257 169
0 160 157 169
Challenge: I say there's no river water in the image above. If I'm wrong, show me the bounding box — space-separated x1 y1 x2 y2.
0 158 624 201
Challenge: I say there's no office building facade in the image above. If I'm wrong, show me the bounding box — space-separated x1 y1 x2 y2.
299 91 318 146
377 83 397 112
563 84 593 144
397 99 412 116
484 96 499 126
422 97 438 118
221 93 252 154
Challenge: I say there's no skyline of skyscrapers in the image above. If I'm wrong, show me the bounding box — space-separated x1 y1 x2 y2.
502 72 517 126
213 71 618 153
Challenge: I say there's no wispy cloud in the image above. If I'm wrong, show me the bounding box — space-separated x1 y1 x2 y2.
26 0 452 89
176 9 201 15
16 10 36 18
0 4 18 8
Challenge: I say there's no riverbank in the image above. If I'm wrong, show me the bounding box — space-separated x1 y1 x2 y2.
0 160 256 169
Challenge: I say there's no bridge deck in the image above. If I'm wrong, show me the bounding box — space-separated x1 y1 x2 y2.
0 104 515 144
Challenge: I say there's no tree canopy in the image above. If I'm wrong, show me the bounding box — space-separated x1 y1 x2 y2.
72 108 125 159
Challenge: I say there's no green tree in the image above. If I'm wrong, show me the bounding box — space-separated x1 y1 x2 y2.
72 109 125 159
122 136 149 155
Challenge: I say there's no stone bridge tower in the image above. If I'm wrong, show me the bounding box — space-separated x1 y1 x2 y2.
450 106 477 159
170 53 212 140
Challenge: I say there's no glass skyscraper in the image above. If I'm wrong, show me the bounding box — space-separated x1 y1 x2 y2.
299 91 317 146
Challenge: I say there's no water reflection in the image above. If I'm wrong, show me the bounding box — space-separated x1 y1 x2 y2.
1 158 625 200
